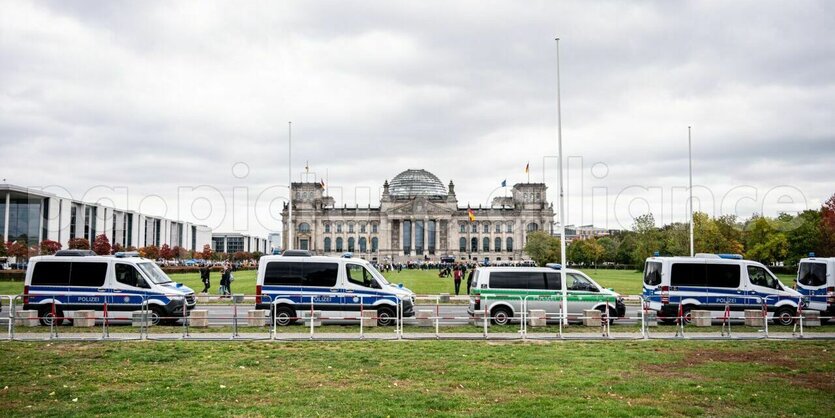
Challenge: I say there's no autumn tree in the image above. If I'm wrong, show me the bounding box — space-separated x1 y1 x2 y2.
139 245 160 260
200 244 213 260
39 240 62 255
68 238 90 250
159 244 173 260
523 231 562 266
568 238 605 266
92 234 112 255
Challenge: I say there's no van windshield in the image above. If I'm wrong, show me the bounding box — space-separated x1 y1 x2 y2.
137 262 174 285
644 262 662 286
367 264 390 285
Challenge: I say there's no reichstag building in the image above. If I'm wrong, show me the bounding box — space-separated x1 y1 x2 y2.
281 169 554 263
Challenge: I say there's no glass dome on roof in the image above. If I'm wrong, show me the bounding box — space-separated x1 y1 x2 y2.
389 169 447 198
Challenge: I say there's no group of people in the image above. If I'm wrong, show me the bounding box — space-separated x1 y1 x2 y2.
199 262 235 296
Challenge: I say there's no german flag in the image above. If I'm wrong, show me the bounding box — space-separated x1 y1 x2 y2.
468 208 476 222
524 162 529 174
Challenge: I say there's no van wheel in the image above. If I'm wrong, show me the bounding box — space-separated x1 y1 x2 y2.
681 306 695 325
272 306 296 326
774 307 795 326
491 306 513 326
377 307 396 326
149 307 167 326
38 306 63 327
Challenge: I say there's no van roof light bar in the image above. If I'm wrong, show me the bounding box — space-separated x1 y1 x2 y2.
717 253 743 260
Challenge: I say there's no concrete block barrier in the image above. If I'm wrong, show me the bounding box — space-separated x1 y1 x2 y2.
197 294 210 303
528 309 547 327
803 311 821 327
744 310 764 327
232 294 244 304
361 310 377 327
303 311 322 327
73 310 96 327
692 310 711 327
132 311 152 327
416 310 433 327
439 293 450 303
15 310 39 327
246 310 266 327
644 310 658 327
189 310 209 327
470 310 489 327
583 309 601 327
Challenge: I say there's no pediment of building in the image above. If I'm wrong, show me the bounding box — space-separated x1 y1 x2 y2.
384 197 455 216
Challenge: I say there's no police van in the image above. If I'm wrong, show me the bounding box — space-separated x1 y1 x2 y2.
255 253 415 326
795 255 834 320
467 266 625 325
23 250 196 326
642 254 805 325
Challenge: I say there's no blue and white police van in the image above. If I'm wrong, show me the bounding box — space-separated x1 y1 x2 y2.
23 250 196 326
795 255 834 320
642 253 805 326
255 252 415 326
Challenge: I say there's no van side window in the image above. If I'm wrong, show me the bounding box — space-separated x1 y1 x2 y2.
670 263 706 287
643 262 662 286
798 263 827 287
264 262 339 287
706 264 740 288
545 273 561 290
69 262 108 287
115 263 144 288
490 272 545 290
264 262 304 286
346 264 377 288
748 266 781 290
31 262 71 286
567 273 598 292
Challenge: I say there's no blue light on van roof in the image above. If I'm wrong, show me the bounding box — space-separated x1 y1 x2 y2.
545 263 562 270
717 254 743 260
653 251 660 257
809 252 816 258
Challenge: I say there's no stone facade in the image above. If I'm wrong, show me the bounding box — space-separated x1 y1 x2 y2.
281 169 554 263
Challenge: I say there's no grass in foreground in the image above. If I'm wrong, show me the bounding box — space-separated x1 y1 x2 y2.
0 340 832 417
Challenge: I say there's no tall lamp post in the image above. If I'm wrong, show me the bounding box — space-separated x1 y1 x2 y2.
556 37 568 325
287 121 293 251
688 126 694 257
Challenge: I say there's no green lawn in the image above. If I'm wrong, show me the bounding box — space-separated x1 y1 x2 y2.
0 269 799 297
0 340 831 416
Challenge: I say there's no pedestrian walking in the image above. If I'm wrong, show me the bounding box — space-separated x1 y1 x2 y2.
466 269 474 295
453 266 462 295
219 263 231 297
200 265 211 294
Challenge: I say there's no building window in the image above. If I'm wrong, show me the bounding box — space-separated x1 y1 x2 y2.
482 237 489 252
415 221 424 254
348 237 355 252
359 237 367 252
348 223 355 233
299 223 311 233
494 237 502 252
336 237 344 252
324 223 331 233
470 237 477 253
471 223 477 233
459 224 466 233
459 237 466 252
527 223 539 232
506 237 513 252
506 223 513 233
69 205 78 238
402 220 411 254
483 223 490 233
324 237 332 252
495 224 501 233
336 223 343 233
427 220 436 255
360 223 367 233
372 223 378 234
371 237 378 252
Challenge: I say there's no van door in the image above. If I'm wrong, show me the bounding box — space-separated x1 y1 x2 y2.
345 263 386 316
705 263 744 316
111 262 153 318
746 264 787 308
67 261 109 317
797 261 827 310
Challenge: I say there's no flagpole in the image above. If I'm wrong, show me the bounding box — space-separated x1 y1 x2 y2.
288 121 293 251
556 37 568 325
688 126 694 257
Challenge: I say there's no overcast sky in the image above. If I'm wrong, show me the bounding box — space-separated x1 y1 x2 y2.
1 1 833 236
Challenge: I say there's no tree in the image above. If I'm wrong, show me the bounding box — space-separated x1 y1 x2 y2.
568 238 604 266
632 213 661 264
139 245 159 260
8 240 29 260
523 231 561 266
596 237 618 263
233 251 249 262
68 238 90 250
93 234 112 255
39 240 62 255
781 210 822 265
159 244 173 260
200 244 213 260
0 240 7 257
112 243 124 254
171 245 185 259
744 216 788 264
251 251 264 260
820 193 835 257
615 233 638 265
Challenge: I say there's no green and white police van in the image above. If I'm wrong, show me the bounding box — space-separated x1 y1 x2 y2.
467 266 625 325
